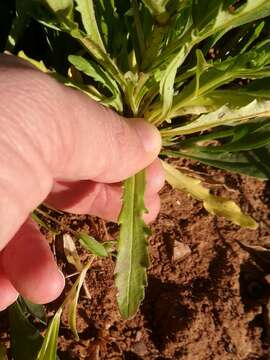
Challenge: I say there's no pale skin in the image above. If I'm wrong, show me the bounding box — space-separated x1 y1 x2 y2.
0 55 164 310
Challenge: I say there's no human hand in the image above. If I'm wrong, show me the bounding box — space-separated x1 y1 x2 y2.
0 55 164 310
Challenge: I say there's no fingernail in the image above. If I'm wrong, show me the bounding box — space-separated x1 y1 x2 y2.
132 119 161 155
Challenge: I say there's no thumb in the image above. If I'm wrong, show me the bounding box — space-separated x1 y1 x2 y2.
0 55 161 250
60 91 161 182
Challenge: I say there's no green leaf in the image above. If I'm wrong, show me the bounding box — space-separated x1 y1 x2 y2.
162 161 258 229
195 49 212 96
164 146 270 180
159 43 192 119
115 170 150 319
53 72 104 103
18 51 48 72
163 40 270 120
36 308 62 360
9 301 43 360
19 297 47 325
240 21 265 54
151 0 270 123
70 30 126 89
161 100 270 137
141 0 169 18
199 122 270 153
193 0 270 35
66 261 91 340
192 0 222 31
5 0 33 52
74 0 105 51
177 119 270 154
68 54 123 112
31 212 59 234
44 0 73 17
77 232 108 257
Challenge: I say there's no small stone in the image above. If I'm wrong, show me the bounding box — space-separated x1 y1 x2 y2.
135 331 142 341
173 242 191 261
133 342 148 356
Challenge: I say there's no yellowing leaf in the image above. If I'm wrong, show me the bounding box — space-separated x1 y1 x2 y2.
162 161 258 229
18 51 48 72
161 100 270 137
36 308 62 360
66 261 91 340
63 234 83 271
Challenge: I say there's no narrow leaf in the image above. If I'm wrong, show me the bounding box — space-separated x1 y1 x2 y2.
75 0 105 51
164 146 270 180
63 233 83 271
240 21 265 54
18 51 48 72
159 44 191 118
115 170 150 319
68 54 123 112
66 261 91 340
195 49 211 96
77 233 108 257
162 161 257 229
36 308 62 360
161 100 270 137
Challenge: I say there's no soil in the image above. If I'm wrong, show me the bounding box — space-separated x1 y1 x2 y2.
1 159 270 359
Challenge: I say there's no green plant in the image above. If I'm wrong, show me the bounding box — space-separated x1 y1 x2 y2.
2 0 270 357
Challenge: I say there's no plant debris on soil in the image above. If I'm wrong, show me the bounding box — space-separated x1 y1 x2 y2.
1 160 270 360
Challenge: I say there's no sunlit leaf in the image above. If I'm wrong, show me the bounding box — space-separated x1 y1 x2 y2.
63 233 83 271
66 261 91 340
77 233 108 257
36 308 62 360
162 100 270 137
18 51 48 72
159 44 191 119
75 0 105 51
68 54 123 112
44 0 73 19
162 161 257 229
31 212 59 235
195 49 212 96
115 171 150 319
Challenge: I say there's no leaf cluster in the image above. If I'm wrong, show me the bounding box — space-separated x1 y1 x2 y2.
3 0 270 321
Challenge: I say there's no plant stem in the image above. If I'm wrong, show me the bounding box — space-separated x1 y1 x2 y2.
34 207 77 236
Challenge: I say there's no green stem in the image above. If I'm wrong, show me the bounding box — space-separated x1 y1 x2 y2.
33 207 77 236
